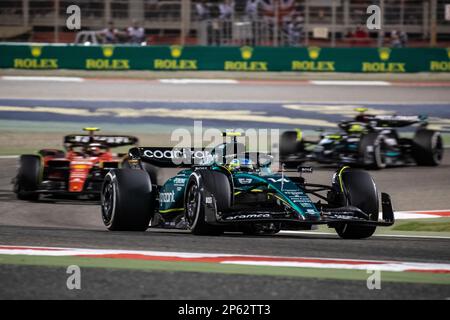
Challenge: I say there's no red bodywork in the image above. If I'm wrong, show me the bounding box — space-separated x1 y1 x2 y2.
43 150 116 193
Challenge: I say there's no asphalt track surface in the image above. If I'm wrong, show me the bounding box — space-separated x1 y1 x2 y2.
0 78 449 299
0 80 449 132
1 98 450 129
1 77 450 103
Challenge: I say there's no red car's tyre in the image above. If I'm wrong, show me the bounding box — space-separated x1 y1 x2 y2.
15 155 41 201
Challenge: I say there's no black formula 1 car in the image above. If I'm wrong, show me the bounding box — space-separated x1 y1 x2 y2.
280 109 444 169
13 128 138 201
100 132 394 239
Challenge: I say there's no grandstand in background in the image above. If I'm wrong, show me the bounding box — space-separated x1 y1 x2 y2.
0 0 449 47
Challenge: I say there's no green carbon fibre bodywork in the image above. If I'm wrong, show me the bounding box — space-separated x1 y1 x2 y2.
158 165 320 220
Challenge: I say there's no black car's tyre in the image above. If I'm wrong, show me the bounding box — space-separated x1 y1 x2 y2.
334 168 379 239
101 169 154 231
412 129 443 166
15 155 41 201
280 131 304 156
280 131 305 169
358 133 386 169
185 170 230 236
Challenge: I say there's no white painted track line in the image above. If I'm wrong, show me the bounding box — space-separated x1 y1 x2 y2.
309 80 391 86
1 76 84 82
158 79 239 84
1 245 450 273
280 231 450 239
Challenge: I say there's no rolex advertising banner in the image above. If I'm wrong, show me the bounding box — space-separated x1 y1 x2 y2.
0 43 449 73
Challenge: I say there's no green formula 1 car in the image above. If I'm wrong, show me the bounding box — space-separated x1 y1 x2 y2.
101 132 394 239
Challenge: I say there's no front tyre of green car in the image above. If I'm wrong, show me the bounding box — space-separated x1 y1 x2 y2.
334 168 379 239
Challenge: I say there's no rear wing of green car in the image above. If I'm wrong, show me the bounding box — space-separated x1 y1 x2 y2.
128 147 274 169
128 147 211 168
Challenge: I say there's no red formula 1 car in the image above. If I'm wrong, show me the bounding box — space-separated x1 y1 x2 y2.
13 128 138 201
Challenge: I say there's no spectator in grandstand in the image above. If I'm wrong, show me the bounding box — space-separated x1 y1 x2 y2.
260 0 295 45
219 0 234 44
245 0 260 20
260 0 295 24
219 0 234 20
98 21 119 44
195 0 211 21
286 12 304 46
345 25 371 46
195 1 217 45
352 25 369 39
246 0 260 45
127 20 145 44
390 30 401 48
317 9 326 22
400 31 408 47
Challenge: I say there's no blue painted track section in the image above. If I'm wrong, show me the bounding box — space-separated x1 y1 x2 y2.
0 99 449 130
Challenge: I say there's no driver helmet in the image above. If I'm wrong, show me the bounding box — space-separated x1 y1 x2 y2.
348 123 364 133
240 158 254 172
86 143 103 156
228 158 240 171
227 158 254 172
